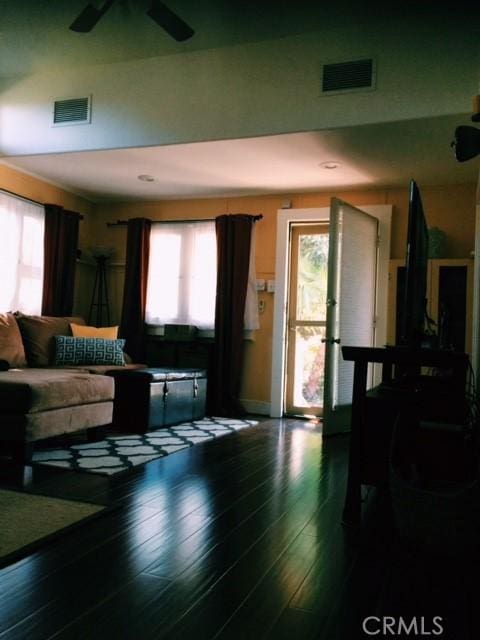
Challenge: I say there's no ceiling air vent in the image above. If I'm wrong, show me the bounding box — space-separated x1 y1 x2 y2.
321 59 375 95
53 96 91 126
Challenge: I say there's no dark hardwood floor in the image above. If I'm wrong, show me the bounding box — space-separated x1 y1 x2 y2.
0 418 477 639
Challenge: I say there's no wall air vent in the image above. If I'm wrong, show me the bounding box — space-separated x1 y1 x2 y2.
52 95 91 126
321 59 375 95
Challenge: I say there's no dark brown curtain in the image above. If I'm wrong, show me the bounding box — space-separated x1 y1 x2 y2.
42 204 80 316
120 217 151 361
211 214 254 417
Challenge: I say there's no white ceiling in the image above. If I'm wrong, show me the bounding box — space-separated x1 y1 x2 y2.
1 1 478 202
3 115 477 202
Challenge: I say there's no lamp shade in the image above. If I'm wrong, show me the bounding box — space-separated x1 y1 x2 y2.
89 246 115 260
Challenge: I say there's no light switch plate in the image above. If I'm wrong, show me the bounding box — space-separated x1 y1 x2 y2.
256 279 266 291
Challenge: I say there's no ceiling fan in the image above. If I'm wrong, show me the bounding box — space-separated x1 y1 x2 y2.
69 0 195 41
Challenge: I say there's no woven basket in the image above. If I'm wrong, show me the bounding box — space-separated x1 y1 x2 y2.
390 468 480 556
389 417 480 556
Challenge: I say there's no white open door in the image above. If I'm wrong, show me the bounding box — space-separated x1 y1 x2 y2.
323 198 379 435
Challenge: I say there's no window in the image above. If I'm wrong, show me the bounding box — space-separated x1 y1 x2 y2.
0 191 44 314
146 221 217 330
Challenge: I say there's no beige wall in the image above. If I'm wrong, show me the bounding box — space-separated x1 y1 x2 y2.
1 165 476 409
92 183 477 407
0 163 94 239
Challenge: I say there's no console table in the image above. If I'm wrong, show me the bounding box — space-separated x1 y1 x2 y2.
341 345 469 526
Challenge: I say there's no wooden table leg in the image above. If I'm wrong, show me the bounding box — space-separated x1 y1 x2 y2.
342 360 368 527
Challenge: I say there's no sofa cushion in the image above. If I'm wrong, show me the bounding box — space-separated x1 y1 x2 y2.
16 314 85 366
55 363 146 375
0 369 114 414
54 336 126 367
0 313 27 368
70 323 119 339
6 402 114 443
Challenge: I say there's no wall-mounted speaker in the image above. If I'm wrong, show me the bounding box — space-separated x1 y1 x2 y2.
451 126 480 162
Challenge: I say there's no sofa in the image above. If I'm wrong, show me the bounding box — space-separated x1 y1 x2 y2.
0 312 142 463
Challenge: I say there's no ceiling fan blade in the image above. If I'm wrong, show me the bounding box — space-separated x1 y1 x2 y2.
147 0 195 41
70 0 116 33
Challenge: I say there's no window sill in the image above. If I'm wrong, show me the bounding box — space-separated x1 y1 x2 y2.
145 324 214 339
145 325 255 341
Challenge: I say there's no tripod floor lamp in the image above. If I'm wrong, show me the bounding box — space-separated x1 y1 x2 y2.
88 246 113 326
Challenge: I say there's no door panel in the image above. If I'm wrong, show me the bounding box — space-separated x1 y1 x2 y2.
323 198 379 434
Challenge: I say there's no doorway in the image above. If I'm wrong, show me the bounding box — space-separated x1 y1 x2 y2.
270 204 392 422
285 223 329 417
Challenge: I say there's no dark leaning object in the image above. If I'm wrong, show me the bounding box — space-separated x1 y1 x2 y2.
108 367 207 433
0 360 10 371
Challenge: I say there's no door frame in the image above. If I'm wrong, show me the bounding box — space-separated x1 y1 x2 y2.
472 203 480 398
270 205 392 418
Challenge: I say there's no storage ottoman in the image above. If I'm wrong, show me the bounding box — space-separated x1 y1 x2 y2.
109 367 207 433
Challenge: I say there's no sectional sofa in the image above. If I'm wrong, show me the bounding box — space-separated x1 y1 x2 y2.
0 313 141 462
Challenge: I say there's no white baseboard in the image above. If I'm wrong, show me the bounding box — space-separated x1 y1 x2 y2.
241 399 271 416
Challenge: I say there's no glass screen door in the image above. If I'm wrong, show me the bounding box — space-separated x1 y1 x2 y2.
285 224 329 417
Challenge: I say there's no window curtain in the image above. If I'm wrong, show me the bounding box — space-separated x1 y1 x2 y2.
243 223 260 331
211 214 256 416
0 191 44 314
120 217 151 361
145 221 216 329
42 204 80 316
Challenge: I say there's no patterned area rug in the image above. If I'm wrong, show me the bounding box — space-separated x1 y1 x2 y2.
32 417 258 476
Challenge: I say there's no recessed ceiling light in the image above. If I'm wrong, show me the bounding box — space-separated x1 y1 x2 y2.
137 174 155 182
319 161 340 169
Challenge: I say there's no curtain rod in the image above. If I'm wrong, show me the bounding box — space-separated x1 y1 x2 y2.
0 188 84 219
0 187 44 208
107 214 263 227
